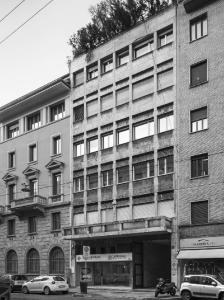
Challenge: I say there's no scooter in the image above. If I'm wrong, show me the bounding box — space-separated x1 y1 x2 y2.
155 278 177 297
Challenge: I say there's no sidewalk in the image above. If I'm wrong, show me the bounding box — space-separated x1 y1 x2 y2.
69 286 181 300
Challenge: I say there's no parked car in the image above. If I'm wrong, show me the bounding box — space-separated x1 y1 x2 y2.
0 274 28 292
180 274 224 300
22 275 69 295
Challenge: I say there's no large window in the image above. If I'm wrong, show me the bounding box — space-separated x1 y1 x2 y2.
133 121 154 140
102 170 113 187
8 151 16 168
28 217 37 234
190 60 207 87
102 133 113 149
190 13 207 42
52 173 61 195
158 155 174 175
88 173 98 189
8 184 16 203
191 201 208 225
52 212 61 231
74 141 84 157
7 219 15 236
117 128 129 145
158 25 173 48
26 248 40 274
73 105 84 122
74 176 84 192
158 114 174 133
133 37 153 59
191 154 208 178
29 144 37 162
49 247 64 275
117 165 129 183
191 107 208 133
88 138 98 153
7 121 19 139
50 102 65 122
133 161 154 180
53 135 61 155
6 250 18 274
27 112 41 131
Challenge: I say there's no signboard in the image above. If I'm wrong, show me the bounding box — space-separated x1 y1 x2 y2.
81 267 92 282
180 236 224 250
76 252 132 262
83 246 90 259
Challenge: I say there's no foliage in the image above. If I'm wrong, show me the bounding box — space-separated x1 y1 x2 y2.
69 0 173 58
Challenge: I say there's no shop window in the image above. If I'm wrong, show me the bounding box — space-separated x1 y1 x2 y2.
158 155 174 175
117 128 129 145
191 107 208 132
87 63 98 80
74 141 84 157
73 69 84 86
7 219 15 236
7 121 19 139
133 160 154 180
27 112 41 131
117 165 129 183
52 212 61 231
133 120 154 140
74 105 84 122
52 135 61 155
8 151 16 168
50 102 65 122
158 25 173 48
102 132 113 149
88 137 98 153
101 56 113 74
88 173 98 189
28 217 37 234
191 201 208 225
6 250 18 274
49 247 65 275
190 13 207 42
26 248 40 274
8 184 16 203
29 144 37 162
74 176 84 192
102 169 113 187
52 173 61 195
116 48 129 67
133 36 154 59
191 153 208 178
190 60 208 87
158 113 174 133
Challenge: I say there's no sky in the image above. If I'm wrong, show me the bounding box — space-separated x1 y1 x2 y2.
0 0 101 106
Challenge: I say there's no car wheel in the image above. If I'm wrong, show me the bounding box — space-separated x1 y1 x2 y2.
219 292 224 300
62 291 68 294
170 287 176 296
181 290 191 300
44 286 51 295
22 286 29 294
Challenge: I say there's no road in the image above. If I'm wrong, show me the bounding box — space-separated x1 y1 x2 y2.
11 292 107 300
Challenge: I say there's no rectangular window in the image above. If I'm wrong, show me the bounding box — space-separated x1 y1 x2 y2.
29 179 38 196
88 138 98 153
191 107 208 132
52 212 61 231
52 173 61 195
27 112 41 131
190 14 207 42
191 154 208 178
157 69 173 90
8 219 15 236
116 86 129 106
133 37 154 59
101 93 113 112
117 128 129 145
116 48 129 67
117 165 129 183
50 102 65 122
102 169 113 187
158 155 174 175
8 151 15 168
133 161 154 180
74 141 84 157
53 135 61 155
87 63 98 80
74 105 84 122
73 69 84 86
101 56 113 74
191 201 208 225
158 25 173 48
190 60 207 87
87 99 98 118
29 144 37 162
158 114 174 133
133 120 154 140
7 121 19 139
88 173 98 189
132 77 154 100
102 133 113 149
8 184 15 202
74 176 84 192
28 217 36 234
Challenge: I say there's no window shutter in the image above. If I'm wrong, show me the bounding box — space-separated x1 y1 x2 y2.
191 201 208 225
87 99 98 117
191 107 207 122
157 69 173 90
191 61 207 86
132 77 154 100
116 86 129 106
101 93 113 111
74 70 84 86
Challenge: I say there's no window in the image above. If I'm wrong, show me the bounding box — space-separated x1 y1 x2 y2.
87 99 98 117
29 144 37 162
73 69 84 86
8 151 15 168
74 141 84 157
132 77 154 100
49 247 64 275
191 201 208 225
88 138 98 153
101 93 113 112
7 121 19 139
26 248 40 274
133 121 154 140
8 184 16 202
28 217 37 234
50 102 65 122
8 219 15 236
158 155 174 175
102 133 113 149
158 114 174 133
52 173 61 195
133 37 154 59
87 63 98 80
116 86 129 106
190 14 207 42
74 176 84 192
190 60 207 87
133 161 154 180
117 165 129 183
101 56 113 74
117 128 129 145
158 25 173 48
27 112 41 130
6 250 18 274
74 105 84 122
116 48 129 67
29 179 38 196
53 135 61 155
102 170 113 186
191 107 208 132
52 212 61 231
191 154 208 178
88 173 98 189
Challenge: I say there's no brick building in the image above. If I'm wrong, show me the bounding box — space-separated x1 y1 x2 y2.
64 5 178 288
0 75 71 279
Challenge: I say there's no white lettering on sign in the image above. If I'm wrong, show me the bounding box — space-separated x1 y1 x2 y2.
76 252 132 262
180 236 224 249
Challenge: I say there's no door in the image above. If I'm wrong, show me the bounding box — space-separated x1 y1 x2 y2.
29 278 41 292
133 243 143 288
200 276 218 298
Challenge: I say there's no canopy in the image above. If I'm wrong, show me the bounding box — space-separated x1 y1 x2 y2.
177 249 224 259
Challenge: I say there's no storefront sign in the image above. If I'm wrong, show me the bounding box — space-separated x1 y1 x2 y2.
76 252 132 262
180 236 224 249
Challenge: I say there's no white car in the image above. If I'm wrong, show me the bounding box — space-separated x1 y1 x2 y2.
180 274 224 300
22 275 69 295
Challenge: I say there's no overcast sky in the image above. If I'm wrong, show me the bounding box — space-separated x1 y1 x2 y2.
0 0 101 106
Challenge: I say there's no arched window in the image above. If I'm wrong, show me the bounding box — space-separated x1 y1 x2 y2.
26 248 40 274
49 247 64 275
6 250 18 274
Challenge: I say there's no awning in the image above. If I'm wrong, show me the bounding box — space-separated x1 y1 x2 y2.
177 249 224 259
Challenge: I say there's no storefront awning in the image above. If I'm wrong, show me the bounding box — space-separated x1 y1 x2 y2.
177 249 224 259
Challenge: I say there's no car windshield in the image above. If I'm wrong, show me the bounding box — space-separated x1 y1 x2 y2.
213 275 224 285
13 275 27 280
53 276 65 281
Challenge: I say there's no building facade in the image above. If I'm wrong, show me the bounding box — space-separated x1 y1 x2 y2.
176 0 224 284
0 75 72 280
65 5 178 288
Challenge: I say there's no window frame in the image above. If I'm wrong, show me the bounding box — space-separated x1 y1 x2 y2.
157 25 173 48
102 169 113 187
74 141 84 157
29 143 37 162
117 165 129 184
87 63 98 81
101 132 113 149
190 59 208 87
7 219 16 236
73 69 84 86
52 135 61 156
52 172 61 196
87 173 98 190
158 113 174 133
7 121 19 139
74 176 84 192
158 155 174 176
73 104 84 122
133 120 154 140
50 101 65 122
8 183 16 203
101 56 113 74
191 200 209 225
28 216 37 234
133 160 154 181
27 111 41 131
51 212 61 231
88 137 98 154
117 127 129 145
191 153 208 179
133 36 154 59
29 178 38 196
190 106 208 133
116 48 129 67
190 13 208 42
8 151 16 169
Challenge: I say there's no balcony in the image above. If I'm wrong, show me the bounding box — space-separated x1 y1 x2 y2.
183 0 218 13
10 195 47 218
0 205 5 223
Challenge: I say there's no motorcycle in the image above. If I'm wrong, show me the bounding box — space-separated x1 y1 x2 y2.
155 278 177 297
